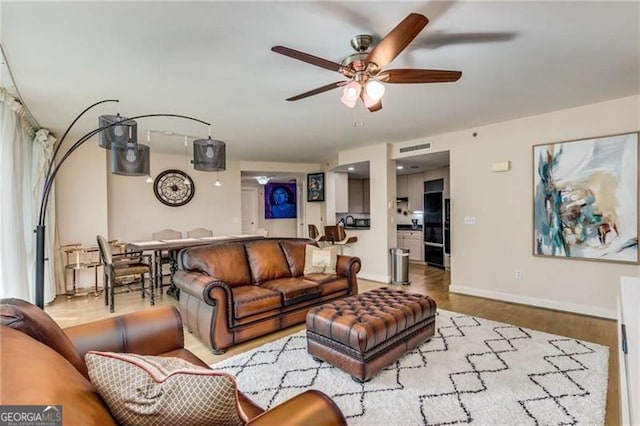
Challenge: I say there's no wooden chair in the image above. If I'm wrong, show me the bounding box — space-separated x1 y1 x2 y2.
187 227 213 238
96 235 153 313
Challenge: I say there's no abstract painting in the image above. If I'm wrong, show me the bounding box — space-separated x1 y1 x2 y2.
533 132 638 263
265 182 297 219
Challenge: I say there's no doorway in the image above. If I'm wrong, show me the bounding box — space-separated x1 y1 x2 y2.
241 188 259 234
395 151 451 271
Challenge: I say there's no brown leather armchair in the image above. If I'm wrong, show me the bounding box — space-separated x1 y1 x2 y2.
0 298 346 426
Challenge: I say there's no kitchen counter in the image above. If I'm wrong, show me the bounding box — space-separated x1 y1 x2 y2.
343 226 370 230
397 225 422 231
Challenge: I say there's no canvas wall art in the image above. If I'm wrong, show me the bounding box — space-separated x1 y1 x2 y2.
307 172 325 202
533 131 638 264
265 182 297 219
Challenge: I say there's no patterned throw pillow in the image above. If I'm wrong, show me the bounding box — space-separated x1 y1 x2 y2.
303 244 338 275
85 352 247 426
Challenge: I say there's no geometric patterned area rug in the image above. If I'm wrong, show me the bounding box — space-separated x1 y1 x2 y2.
212 310 609 425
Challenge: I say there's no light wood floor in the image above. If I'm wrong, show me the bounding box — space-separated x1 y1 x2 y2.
45 263 619 425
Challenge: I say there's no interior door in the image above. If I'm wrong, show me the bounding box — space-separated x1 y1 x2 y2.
241 188 259 234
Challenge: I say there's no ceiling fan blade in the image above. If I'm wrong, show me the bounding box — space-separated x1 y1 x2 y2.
381 69 462 84
286 81 346 101
412 31 518 50
272 46 343 73
367 100 383 112
365 13 429 69
359 92 383 112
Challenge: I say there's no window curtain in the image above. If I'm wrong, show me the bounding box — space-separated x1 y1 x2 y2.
0 87 56 303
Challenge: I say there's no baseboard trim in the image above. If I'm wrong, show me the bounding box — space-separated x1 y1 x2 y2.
449 285 616 319
358 272 390 284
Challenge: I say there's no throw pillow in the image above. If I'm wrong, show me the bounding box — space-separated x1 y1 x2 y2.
303 244 337 275
85 352 247 426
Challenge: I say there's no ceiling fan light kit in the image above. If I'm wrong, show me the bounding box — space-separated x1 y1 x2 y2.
271 13 462 112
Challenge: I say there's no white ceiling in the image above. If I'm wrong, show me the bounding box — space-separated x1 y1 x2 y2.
2 1 639 164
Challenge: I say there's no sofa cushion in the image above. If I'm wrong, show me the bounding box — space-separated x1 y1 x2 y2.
245 240 291 284
262 278 321 306
1 326 116 426
280 239 315 277
181 243 252 287
86 351 247 426
303 245 338 275
231 286 282 319
304 275 349 296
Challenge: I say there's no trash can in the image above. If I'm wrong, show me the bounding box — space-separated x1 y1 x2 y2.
390 248 410 285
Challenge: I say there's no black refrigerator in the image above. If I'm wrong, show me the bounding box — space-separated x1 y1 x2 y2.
423 189 445 269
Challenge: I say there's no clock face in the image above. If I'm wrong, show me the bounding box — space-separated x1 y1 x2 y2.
153 169 195 207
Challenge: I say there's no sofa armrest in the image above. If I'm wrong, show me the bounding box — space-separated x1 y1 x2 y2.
247 390 346 426
173 270 233 305
64 305 184 360
336 255 361 295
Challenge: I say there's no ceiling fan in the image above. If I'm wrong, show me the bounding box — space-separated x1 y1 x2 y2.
271 13 462 112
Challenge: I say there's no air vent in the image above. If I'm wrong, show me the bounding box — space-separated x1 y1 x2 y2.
399 142 431 153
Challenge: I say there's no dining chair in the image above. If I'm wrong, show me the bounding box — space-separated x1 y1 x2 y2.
151 229 182 287
96 235 153 313
187 227 213 238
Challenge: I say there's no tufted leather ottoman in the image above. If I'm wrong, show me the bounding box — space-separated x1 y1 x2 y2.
306 286 437 382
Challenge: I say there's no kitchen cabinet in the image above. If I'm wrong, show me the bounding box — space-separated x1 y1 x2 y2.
396 174 408 198
335 172 349 213
408 173 424 212
397 230 423 261
348 179 370 213
348 179 363 213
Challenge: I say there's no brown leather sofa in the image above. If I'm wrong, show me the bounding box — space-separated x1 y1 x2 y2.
174 238 361 353
0 298 347 426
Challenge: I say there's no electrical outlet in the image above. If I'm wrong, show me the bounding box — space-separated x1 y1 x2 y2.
464 216 476 225
514 269 523 280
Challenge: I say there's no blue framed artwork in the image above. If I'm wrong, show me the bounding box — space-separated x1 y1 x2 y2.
533 131 638 264
265 182 297 219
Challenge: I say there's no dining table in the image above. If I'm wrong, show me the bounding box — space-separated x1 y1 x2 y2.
126 234 264 298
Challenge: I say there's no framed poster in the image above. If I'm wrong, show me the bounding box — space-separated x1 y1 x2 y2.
533 131 638 264
307 172 325 202
265 182 297 219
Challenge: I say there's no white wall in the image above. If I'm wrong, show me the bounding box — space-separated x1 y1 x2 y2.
108 152 242 240
337 143 395 283
392 95 640 318
56 138 109 245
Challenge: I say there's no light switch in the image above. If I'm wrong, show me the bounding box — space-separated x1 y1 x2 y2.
464 216 476 225
491 161 511 172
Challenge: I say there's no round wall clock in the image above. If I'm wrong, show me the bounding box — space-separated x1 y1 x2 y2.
153 169 195 207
